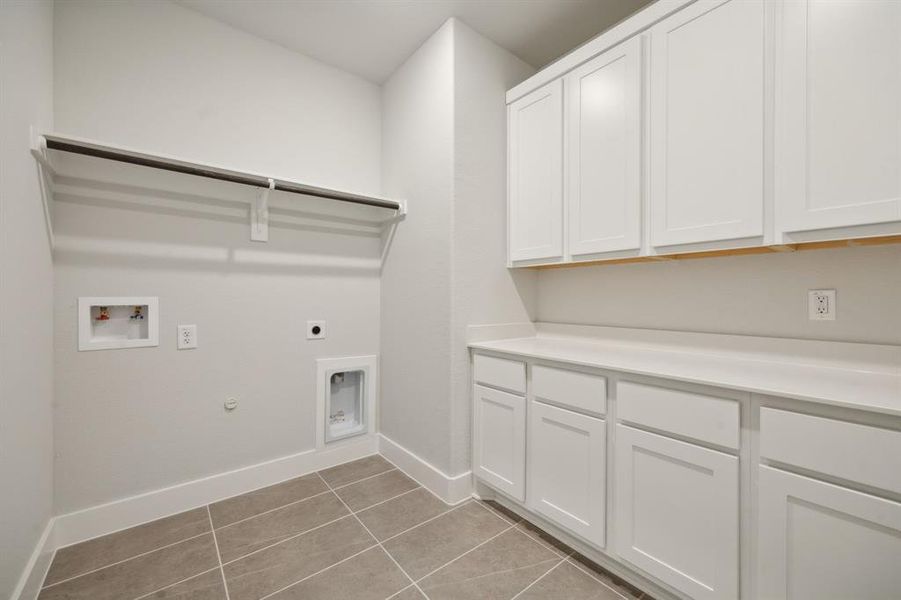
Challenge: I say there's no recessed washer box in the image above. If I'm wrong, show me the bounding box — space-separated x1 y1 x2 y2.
78 296 159 351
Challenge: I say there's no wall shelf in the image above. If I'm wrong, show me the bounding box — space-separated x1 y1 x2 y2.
30 132 406 245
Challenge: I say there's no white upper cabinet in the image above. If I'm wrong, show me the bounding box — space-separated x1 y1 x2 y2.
648 0 770 248
776 0 901 238
565 37 642 258
508 80 564 264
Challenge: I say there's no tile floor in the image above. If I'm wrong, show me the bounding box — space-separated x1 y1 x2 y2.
38 455 652 600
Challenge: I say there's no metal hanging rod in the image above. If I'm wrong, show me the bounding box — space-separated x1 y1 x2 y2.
40 134 404 213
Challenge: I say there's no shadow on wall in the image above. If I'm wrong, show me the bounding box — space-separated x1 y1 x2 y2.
51 171 390 278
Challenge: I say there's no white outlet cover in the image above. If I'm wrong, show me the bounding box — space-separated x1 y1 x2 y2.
177 324 198 349
808 289 836 321
307 320 326 340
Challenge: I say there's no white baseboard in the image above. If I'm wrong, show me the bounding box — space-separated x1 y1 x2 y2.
10 518 57 600
53 435 378 549
378 433 472 504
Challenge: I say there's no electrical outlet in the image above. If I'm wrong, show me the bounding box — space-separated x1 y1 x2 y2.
177 324 198 349
808 290 836 321
307 320 326 340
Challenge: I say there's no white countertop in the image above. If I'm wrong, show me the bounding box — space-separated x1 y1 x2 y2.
469 331 901 418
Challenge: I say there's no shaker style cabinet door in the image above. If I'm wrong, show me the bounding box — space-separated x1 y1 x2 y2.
508 80 564 264
565 36 642 258
472 384 526 501
776 0 901 237
757 466 901 600
614 424 739 600
648 0 769 248
528 401 606 548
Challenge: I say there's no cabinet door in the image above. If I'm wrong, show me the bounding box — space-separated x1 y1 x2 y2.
776 0 901 236
508 80 564 263
614 425 738 600
528 401 606 548
649 0 769 248
566 37 642 258
473 385 526 500
757 466 901 600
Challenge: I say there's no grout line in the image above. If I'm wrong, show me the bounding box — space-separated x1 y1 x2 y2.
565 556 630 600
207 506 232 600
213 488 336 531
330 466 397 491
220 513 355 566
353 486 421 515
39 531 214 590
509 556 568 600
317 472 430 599
255 542 381 600
384 583 417 600
132 566 221 600
410 520 519 585
379 499 473 544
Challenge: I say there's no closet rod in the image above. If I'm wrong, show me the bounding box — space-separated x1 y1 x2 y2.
43 137 403 212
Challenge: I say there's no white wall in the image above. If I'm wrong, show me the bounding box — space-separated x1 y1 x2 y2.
450 21 535 475
52 0 384 513
537 245 901 345
380 18 535 476
0 1 55 597
380 21 456 474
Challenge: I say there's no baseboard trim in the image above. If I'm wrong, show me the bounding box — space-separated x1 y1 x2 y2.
378 433 472 504
53 435 378 550
10 517 57 600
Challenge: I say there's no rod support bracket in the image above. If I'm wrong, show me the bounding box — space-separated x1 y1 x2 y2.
251 178 274 242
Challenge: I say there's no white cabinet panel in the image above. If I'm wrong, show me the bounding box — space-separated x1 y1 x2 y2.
532 365 607 416
776 0 901 237
566 37 642 257
757 466 901 600
615 425 738 600
473 354 526 395
760 408 901 493
508 80 564 263
528 401 606 548
649 0 769 248
473 384 526 501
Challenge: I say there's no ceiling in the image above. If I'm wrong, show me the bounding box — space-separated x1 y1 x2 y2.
176 0 654 84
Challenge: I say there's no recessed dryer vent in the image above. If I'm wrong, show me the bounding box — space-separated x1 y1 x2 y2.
316 356 377 448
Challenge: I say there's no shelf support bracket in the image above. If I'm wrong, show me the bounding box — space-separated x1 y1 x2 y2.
29 129 55 249
251 178 274 242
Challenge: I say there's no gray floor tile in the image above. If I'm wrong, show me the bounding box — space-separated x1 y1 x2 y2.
478 500 522 525
319 454 394 488
418 528 561 600
382 501 510 580
570 554 646 599
335 469 419 511
215 492 348 563
515 520 574 558
209 473 328 528
516 561 626 600
389 585 428 600
144 568 226 599
223 515 375 600
356 487 451 541
267 546 410 600
38 533 219 600
44 507 211 586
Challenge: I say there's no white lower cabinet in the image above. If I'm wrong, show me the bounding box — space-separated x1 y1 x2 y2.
757 465 901 600
528 401 606 548
614 424 739 600
472 384 526 501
